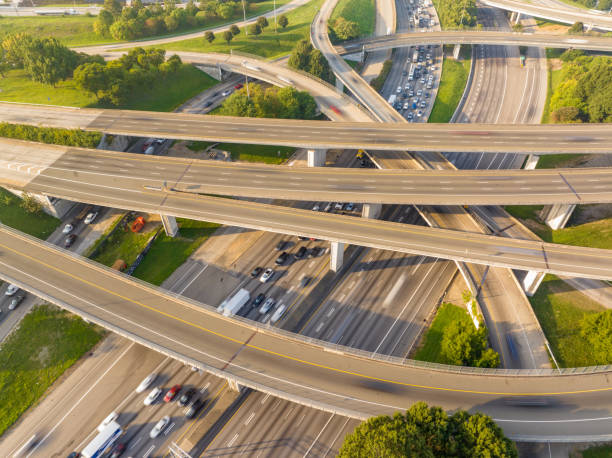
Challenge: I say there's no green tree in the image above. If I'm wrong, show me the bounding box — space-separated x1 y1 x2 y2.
164 14 180 32
103 0 123 17
1 33 34 67
185 0 199 16
551 106 582 123
22 37 79 86
223 30 234 45
94 9 115 36
288 39 313 71
204 31 215 43
110 19 136 40
0 51 9 78
248 23 262 36
216 2 235 19
580 310 612 364
256 15 268 30
569 21 584 34
73 62 109 98
278 14 288 29
339 402 517 458
308 49 334 83
441 320 500 368
230 24 240 36
332 17 360 41
20 193 43 214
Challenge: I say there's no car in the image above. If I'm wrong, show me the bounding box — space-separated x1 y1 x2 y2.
260 268 274 283
221 89 232 97
250 266 263 278
98 412 118 432
5 284 19 296
412 97 419 104
150 416 170 438
203 100 213 108
136 373 157 393
153 138 164 145
401 70 408 76
144 387 162 405
299 276 311 288
420 100 427 108
312 203 320 211
275 251 289 265
252 293 265 308
110 443 126 458
425 91 430 98
164 384 182 402
186 398 206 418
403 102 409 110
417 110 423 117
259 297 276 314
396 85 402 93
275 240 287 251
67 453 81 458
334 202 343 210
298 236 309 241
179 387 197 407
344 203 355 211
409 90 414 97
64 234 77 248
407 112 414 120
294 246 307 259
417 89 423 97
329 105 341 115
234 83 243 90
323 203 333 212
8 292 25 310
142 139 154 151
62 223 74 234
420 78 426 84
84 212 98 225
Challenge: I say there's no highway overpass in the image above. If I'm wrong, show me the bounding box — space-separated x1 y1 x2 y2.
4 138 612 206
338 31 612 54
1 223 611 442
1 103 612 154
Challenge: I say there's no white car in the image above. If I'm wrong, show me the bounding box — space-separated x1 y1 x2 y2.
62 223 73 234
259 268 274 283
136 373 157 393
312 204 320 211
417 110 423 117
259 297 276 315
334 202 343 210
221 89 232 97
84 212 98 225
396 85 402 93
5 284 19 296
144 387 162 405
150 415 170 438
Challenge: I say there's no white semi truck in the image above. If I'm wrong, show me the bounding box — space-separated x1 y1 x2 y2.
217 288 250 317
81 421 122 458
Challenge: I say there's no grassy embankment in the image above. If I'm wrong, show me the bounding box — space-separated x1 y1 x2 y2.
413 303 472 364
157 0 324 60
0 0 292 47
428 47 471 123
0 188 60 239
0 305 103 436
330 0 375 37
187 141 295 165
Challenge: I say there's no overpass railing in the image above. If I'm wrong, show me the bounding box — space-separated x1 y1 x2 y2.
11 223 612 378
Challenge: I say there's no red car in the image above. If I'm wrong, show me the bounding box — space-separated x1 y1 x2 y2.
234 83 243 90
163 384 182 402
329 105 341 115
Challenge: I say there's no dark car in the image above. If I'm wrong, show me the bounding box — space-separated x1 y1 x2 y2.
204 100 212 108
164 384 182 402
110 443 126 458
298 236 309 241
64 234 77 248
275 240 287 251
186 398 206 418
275 252 289 265
294 246 307 259
299 276 311 288
179 387 197 407
250 267 263 278
252 293 265 307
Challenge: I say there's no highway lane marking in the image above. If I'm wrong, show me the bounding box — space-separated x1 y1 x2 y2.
143 444 155 458
244 412 256 425
2 236 612 399
302 413 334 458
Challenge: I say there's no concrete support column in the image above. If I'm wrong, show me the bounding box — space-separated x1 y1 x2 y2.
228 378 241 392
544 204 576 230
513 12 521 24
362 203 382 219
335 78 344 92
161 214 179 237
523 154 540 170
522 270 546 296
330 241 345 272
307 149 326 167
452 43 461 60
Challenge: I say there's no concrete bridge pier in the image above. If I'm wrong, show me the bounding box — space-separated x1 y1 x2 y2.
330 241 345 272
362 203 382 219
452 44 461 60
307 149 326 167
161 214 179 237
521 270 546 296
228 378 242 392
543 204 576 230
510 11 521 24
524 154 540 170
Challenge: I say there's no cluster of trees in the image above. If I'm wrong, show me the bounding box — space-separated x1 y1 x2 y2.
441 319 500 368
0 33 98 86
550 50 612 123
73 48 183 105
564 0 611 11
95 0 258 41
328 17 361 42
0 123 102 148
20 193 44 215
580 310 612 365
288 39 334 84
432 0 477 29
219 83 317 119
339 402 517 457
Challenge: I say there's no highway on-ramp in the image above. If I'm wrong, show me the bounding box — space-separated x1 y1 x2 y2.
1 102 611 154
0 223 611 442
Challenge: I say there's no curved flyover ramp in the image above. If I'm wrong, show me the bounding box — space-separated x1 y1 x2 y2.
0 224 611 442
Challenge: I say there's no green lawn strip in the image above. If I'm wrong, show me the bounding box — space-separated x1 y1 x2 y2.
91 223 158 267
414 303 472 364
583 445 612 458
428 53 471 123
186 141 295 164
0 188 60 239
548 217 612 249
330 0 375 36
503 205 543 222
132 219 220 285
541 67 562 123
0 65 217 112
535 153 588 169
529 275 605 368
0 305 103 436
157 0 324 60
83 214 124 258
0 0 291 47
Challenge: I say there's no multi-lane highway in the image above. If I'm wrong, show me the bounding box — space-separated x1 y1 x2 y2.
1 224 612 442
2 102 612 154
338 30 612 53
5 137 612 206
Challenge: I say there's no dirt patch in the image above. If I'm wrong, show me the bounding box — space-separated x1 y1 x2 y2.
35 346 50 366
572 204 612 225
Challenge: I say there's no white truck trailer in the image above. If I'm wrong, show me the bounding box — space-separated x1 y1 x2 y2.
81 421 122 458
217 288 250 317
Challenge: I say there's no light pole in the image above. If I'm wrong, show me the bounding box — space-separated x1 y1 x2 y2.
274 0 277 32
242 0 248 36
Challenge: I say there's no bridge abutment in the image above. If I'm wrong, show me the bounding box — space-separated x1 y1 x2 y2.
524 154 540 170
543 203 576 230
362 203 382 219
330 241 345 272
161 214 179 237
307 149 327 167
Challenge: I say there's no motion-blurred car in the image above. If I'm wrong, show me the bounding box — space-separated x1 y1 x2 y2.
164 384 182 402
150 416 170 438
8 292 25 310
144 387 162 405
136 373 157 393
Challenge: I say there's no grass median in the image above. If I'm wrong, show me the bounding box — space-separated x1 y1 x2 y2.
0 305 103 436
428 49 471 123
186 141 296 164
0 188 60 239
330 0 375 37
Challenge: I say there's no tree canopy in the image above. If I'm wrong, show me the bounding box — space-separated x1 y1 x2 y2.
580 310 612 365
332 17 360 41
288 39 334 84
432 0 476 29
441 320 500 368
339 402 517 458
